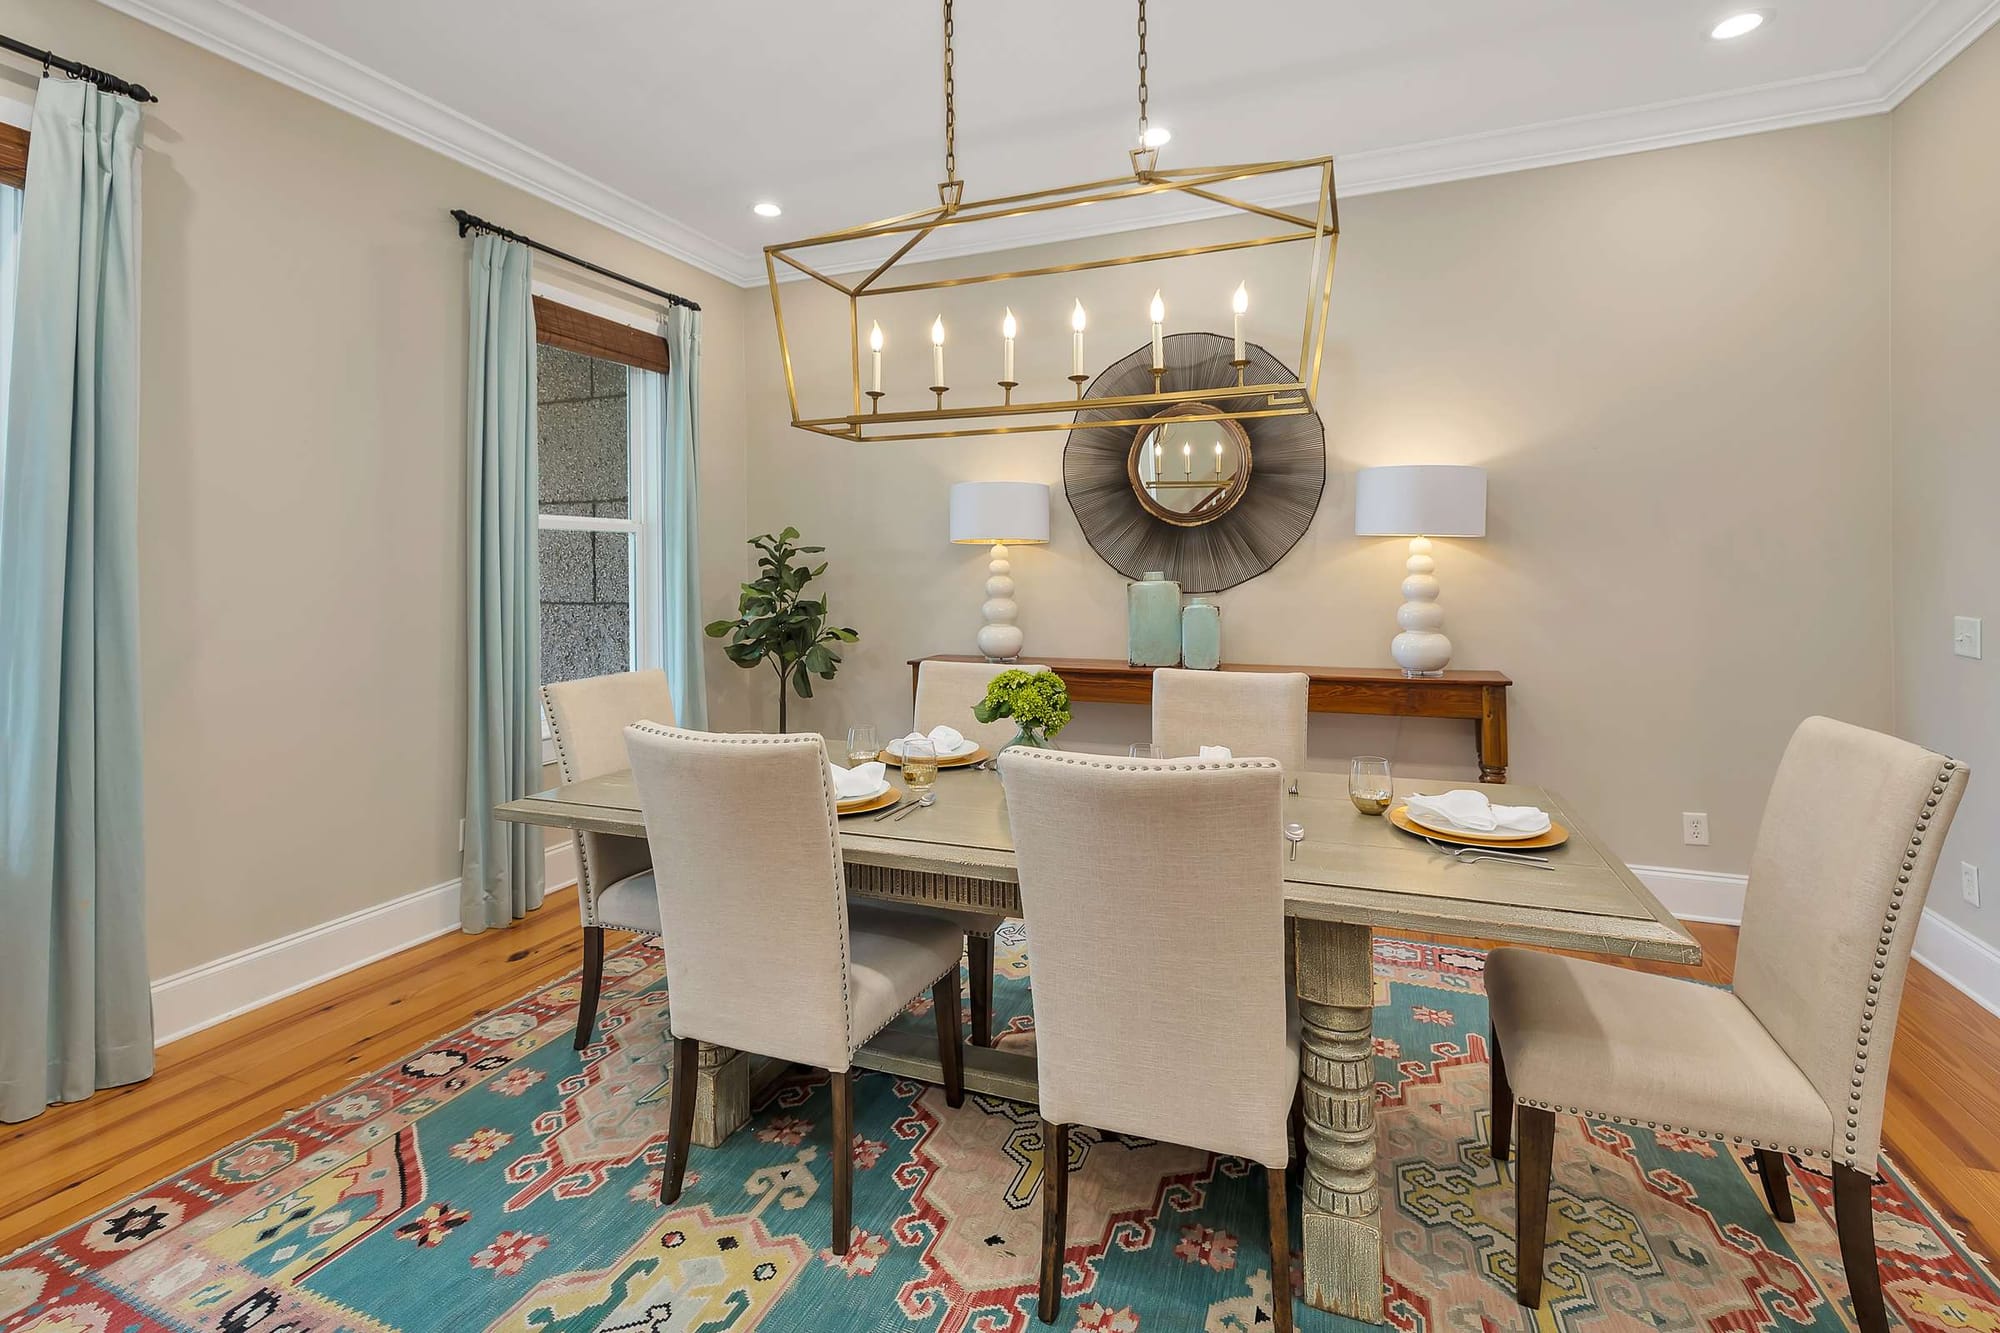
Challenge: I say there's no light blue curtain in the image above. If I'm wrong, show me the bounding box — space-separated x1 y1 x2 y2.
658 305 708 727
461 234 544 932
0 80 152 1123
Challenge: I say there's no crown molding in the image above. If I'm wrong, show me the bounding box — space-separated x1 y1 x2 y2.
92 0 765 285
99 0 2000 290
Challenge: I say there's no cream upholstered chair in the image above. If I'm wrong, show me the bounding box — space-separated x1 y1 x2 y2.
624 723 966 1252
1152 668 1309 773
999 748 1298 1332
1488 717 1969 1330
910 658 1045 1046
542 670 672 1050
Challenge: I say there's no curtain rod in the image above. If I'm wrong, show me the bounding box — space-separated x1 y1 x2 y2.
0 34 157 103
451 209 701 313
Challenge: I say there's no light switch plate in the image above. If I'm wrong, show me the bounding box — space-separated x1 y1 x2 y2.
1956 617 1983 660
1964 862 1981 908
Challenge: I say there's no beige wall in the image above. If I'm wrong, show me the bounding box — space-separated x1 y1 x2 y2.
0 0 753 977
1892 24 2000 945
745 118 1897 874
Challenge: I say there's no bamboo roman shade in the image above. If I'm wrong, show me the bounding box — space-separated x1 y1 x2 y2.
532 295 668 375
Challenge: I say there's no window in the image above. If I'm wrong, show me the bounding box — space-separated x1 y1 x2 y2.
534 295 670 692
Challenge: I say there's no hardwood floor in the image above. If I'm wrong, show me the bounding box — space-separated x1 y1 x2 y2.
4 910 1996 1269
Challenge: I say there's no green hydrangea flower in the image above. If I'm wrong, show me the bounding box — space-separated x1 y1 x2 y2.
971 669 1072 738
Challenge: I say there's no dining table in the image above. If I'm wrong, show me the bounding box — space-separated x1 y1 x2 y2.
496 764 1699 1323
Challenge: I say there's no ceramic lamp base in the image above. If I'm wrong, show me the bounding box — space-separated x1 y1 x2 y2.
977 542 1023 662
1388 537 1454 675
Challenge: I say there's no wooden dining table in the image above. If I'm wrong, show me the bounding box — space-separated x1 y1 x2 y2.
497 766 1698 1323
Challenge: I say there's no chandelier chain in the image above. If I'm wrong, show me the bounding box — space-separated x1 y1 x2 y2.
942 0 957 183
1136 0 1149 139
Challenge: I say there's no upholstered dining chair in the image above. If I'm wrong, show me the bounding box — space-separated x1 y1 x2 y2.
1151 668 1309 773
910 658 1045 1046
542 669 673 1050
1488 717 1969 1331
624 724 966 1252
999 748 1298 1332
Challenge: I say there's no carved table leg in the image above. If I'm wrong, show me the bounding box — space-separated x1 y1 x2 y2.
691 1042 752 1148
1294 919 1384 1322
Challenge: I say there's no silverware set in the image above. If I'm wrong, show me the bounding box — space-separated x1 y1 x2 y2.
1421 835 1555 870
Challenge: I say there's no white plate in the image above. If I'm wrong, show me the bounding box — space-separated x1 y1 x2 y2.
885 737 980 759
837 779 892 807
1403 805 1552 841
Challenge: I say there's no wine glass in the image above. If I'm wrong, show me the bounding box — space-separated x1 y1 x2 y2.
1350 756 1393 816
846 723 879 765
1129 743 1164 760
902 737 939 795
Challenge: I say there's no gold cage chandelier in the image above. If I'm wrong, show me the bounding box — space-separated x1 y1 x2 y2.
765 0 1338 443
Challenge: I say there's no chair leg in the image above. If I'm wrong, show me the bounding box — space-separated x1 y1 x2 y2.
573 925 606 1050
1514 1105 1556 1308
934 969 966 1108
830 1068 854 1255
658 1036 698 1204
1266 1163 1294 1333
1754 1148 1796 1223
1833 1163 1888 1333
967 932 994 1048
1038 1120 1070 1324
1490 1025 1513 1162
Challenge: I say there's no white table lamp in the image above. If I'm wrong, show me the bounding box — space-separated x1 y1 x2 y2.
1354 465 1487 676
949 481 1050 661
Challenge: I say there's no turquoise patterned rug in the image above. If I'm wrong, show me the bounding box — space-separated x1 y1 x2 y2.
4 926 1997 1332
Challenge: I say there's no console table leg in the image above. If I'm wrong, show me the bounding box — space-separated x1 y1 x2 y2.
1294 919 1385 1322
1478 685 1509 783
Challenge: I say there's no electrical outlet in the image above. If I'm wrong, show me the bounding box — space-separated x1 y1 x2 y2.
1964 862 1982 908
1682 812 1710 846
1955 617 1983 660
459 819 465 853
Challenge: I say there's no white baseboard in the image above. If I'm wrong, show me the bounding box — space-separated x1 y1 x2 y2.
1634 862 2000 1019
150 838 578 1046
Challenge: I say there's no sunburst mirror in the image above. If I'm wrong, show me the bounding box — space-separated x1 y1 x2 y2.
1064 332 1326 592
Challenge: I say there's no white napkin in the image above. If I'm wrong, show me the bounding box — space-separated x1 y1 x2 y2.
1199 745 1233 761
1404 789 1550 835
896 724 968 754
828 761 887 801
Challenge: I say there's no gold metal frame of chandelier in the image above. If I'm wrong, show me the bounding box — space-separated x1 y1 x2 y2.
764 156 1339 443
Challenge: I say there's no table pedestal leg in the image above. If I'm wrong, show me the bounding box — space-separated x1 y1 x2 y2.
691 1042 752 1148
1294 919 1384 1322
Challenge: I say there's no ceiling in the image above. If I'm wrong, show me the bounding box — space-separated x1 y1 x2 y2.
101 0 2000 285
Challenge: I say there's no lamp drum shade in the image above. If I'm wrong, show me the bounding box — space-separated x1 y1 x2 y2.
1354 465 1486 538
950 481 1050 545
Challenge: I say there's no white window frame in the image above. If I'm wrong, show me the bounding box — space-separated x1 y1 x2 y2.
534 282 669 763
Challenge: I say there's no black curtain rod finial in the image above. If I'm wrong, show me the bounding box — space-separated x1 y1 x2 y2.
0 34 158 102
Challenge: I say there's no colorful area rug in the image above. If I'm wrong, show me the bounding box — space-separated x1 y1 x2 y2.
4 928 1996 1332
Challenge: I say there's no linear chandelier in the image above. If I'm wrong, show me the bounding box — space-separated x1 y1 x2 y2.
765 0 1339 443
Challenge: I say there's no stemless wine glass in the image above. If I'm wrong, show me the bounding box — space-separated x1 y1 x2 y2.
1129 743 1164 760
1350 756 1393 816
846 723 879 765
902 737 939 795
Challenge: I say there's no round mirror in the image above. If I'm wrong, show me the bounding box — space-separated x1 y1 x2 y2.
1127 404 1252 526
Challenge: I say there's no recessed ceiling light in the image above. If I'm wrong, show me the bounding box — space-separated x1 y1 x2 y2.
1141 125 1171 149
752 201 783 218
1710 12 1765 40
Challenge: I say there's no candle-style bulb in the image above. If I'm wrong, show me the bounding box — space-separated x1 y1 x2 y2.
869 321 883 352
1232 282 1248 315
1002 308 1017 339
1071 300 1087 332
931 316 945 346
1149 291 1165 323
1214 440 1224 457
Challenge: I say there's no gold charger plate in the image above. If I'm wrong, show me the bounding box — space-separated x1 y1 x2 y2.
1389 805 1570 850
879 746 990 770
837 785 904 817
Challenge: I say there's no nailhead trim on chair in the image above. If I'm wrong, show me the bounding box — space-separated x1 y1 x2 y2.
996 751 1284 774
628 724 853 1047
540 684 602 930
1837 757 1958 1170
1510 1100 1832 1160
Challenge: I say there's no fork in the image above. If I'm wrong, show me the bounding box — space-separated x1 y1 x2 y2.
1421 835 1551 865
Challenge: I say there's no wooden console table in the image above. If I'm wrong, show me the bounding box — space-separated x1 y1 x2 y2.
911 655 1513 782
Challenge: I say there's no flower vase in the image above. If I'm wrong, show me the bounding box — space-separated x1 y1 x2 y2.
1181 596 1222 670
1127 571 1182 667
1001 726 1052 753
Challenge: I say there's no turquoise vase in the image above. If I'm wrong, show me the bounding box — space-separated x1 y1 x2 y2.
1127 571 1182 667
1181 596 1222 670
